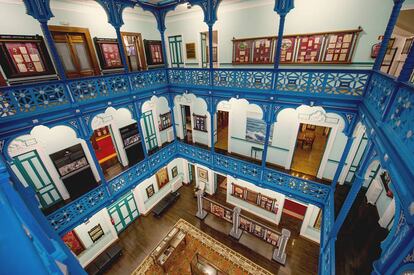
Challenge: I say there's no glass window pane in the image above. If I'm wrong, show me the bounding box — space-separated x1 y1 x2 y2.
74 42 92 70
55 42 76 72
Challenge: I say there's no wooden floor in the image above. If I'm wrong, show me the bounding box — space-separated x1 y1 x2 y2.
104 185 319 275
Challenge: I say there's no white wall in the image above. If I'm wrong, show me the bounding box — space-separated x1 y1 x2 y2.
165 0 393 68
300 204 321 243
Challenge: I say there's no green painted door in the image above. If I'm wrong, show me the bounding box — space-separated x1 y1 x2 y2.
168 35 183 68
142 110 158 151
108 192 139 233
13 150 62 209
200 32 208 68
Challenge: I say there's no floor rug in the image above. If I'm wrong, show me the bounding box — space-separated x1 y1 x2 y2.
131 219 274 275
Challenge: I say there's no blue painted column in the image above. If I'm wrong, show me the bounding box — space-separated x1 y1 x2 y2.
168 94 177 140
40 22 67 80
115 27 129 72
398 40 414 82
328 140 375 240
260 108 273 173
132 101 149 158
330 115 358 190
273 0 294 69
209 96 215 156
208 24 214 85
373 0 405 70
160 29 169 68
76 116 108 185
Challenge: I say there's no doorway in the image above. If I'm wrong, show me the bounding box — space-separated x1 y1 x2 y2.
188 163 196 185
13 150 63 210
291 123 331 177
90 125 122 180
200 30 218 68
121 32 147 71
216 173 227 195
168 35 184 67
142 110 158 153
49 26 100 78
108 191 139 233
215 110 229 152
181 105 193 143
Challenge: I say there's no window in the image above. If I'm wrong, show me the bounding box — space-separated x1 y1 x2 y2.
168 35 184 68
49 26 100 78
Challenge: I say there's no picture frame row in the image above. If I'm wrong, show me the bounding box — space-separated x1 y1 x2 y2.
232 183 278 214
232 28 362 65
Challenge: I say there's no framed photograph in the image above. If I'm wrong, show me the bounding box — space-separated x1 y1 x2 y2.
159 112 172 131
224 209 233 222
193 114 207 132
185 43 196 59
232 184 245 199
246 189 259 204
259 194 274 212
211 204 224 218
239 217 252 231
88 224 104 243
197 167 208 182
172 166 178 178
93 37 123 70
245 117 268 144
252 38 273 63
144 39 164 66
233 40 253 64
0 34 55 79
265 230 279 246
146 184 155 199
156 167 169 190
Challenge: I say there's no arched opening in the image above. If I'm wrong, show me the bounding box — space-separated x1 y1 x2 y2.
7 124 100 214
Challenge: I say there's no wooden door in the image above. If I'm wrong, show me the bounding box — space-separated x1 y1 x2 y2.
13 150 62 209
49 26 100 78
121 32 147 71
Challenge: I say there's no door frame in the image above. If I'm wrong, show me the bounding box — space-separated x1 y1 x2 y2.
108 191 139 233
120 31 147 71
48 25 100 77
142 110 158 151
168 35 184 68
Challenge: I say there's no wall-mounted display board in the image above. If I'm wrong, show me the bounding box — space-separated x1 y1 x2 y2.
202 197 233 223
402 38 413 54
144 40 164 66
50 143 98 200
159 112 172 131
156 167 169 190
88 224 104 243
93 38 123 70
193 114 207 132
0 35 55 79
185 43 196 59
119 123 144 167
239 215 279 246
231 183 278 214
232 28 362 65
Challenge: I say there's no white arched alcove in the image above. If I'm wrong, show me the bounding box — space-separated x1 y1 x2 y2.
91 107 136 167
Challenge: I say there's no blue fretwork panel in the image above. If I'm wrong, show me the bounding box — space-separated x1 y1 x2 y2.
385 85 414 157
308 72 325 94
129 69 167 89
47 185 109 234
264 169 329 204
245 71 272 90
169 69 186 84
364 72 396 119
148 143 177 169
0 83 69 117
213 154 261 182
109 161 149 195
213 69 272 90
177 142 212 163
168 69 209 86
324 72 369 96
276 71 310 92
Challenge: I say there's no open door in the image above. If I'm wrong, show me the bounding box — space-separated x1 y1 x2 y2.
201 30 218 68
215 110 229 152
142 110 158 153
181 105 192 143
291 123 331 177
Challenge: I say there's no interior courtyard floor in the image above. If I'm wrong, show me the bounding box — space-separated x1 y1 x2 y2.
104 184 319 275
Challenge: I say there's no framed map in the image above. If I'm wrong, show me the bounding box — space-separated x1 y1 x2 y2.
94 38 123 70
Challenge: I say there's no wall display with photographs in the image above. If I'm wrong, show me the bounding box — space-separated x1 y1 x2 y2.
159 112 173 131
172 166 178 178
232 28 361 65
197 167 208 182
88 224 105 243
239 215 280 246
203 198 233 223
144 40 164 66
252 38 273 63
94 38 123 70
50 143 98 200
296 34 324 63
156 167 169 190
186 43 196 59
231 183 278 214
246 189 259 204
119 123 144 167
232 183 245 199
0 34 55 79
233 40 253 63
193 114 207 132
146 184 155 199
62 230 85 256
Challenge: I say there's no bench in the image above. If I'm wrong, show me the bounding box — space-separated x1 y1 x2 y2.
85 243 122 275
152 191 180 217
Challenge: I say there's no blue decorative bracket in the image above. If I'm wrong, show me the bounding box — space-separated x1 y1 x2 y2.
23 0 53 23
273 0 294 69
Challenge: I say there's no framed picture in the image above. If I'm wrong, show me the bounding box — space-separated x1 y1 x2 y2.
232 184 245 199
186 43 196 59
211 204 224 218
239 217 252 231
233 40 253 64
146 184 155 199
172 166 178 178
402 38 413 54
159 112 172 131
245 117 270 144
156 167 169 190
193 114 207 132
224 209 233 222
197 167 208 182
265 230 279 246
88 224 104 243
252 38 273 63
93 37 123 70
246 189 259 204
144 39 164 66
0 34 55 79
